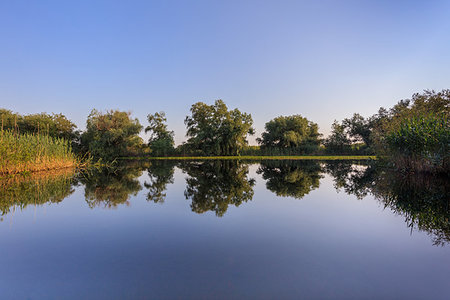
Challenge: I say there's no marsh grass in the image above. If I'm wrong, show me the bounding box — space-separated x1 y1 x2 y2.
0 129 78 175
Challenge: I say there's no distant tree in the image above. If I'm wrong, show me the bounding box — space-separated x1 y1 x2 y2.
145 112 175 156
184 100 254 156
257 115 320 153
0 109 77 141
323 120 352 153
80 109 143 161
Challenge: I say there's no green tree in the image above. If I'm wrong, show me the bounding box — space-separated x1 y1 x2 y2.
80 109 143 161
323 121 352 154
145 112 175 156
257 115 320 153
0 109 77 141
184 100 254 156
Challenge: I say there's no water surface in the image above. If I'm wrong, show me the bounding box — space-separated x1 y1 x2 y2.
0 161 449 299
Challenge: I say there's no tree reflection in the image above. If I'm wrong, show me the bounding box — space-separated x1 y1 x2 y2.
257 160 322 199
80 165 144 209
180 160 255 217
324 161 450 246
0 169 76 217
144 160 177 203
323 161 377 199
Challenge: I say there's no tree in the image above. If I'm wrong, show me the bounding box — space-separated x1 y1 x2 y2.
257 115 320 153
0 109 77 141
184 100 254 156
324 120 352 154
145 112 175 156
80 109 143 161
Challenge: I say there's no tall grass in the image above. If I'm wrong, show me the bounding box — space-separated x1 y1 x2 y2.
386 114 449 173
0 129 78 175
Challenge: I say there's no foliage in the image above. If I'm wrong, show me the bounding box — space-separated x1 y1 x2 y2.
145 112 175 156
385 115 449 172
0 130 77 175
81 109 143 161
374 89 450 173
180 160 255 216
184 100 254 156
323 121 352 154
258 115 320 154
0 109 78 142
257 160 322 199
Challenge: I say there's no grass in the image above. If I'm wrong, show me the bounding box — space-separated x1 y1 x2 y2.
0 130 78 175
122 155 377 161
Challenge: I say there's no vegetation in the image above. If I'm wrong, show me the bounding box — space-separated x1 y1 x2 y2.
386 115 448 172
80 109 143 161
0 109 78 142
183 100 254 156
145 112 175 156
1 90 448 175
258 115 321 154
0 130 77 175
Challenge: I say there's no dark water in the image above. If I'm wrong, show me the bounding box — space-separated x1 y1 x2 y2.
0 160 449 300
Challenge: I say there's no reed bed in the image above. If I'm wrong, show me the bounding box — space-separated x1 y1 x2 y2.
0 130 78 175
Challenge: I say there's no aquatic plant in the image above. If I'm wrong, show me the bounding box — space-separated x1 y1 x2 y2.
0 130 78 175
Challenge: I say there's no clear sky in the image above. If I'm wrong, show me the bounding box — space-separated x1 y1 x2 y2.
1 0 449 145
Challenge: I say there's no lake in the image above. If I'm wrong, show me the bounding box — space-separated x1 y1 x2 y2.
0 160 449 299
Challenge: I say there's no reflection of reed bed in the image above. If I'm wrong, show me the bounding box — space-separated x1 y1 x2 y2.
0 130 78 175
0 168 76 216
373 173 450 246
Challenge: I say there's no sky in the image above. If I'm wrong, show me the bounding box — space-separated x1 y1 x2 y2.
1 0 449 145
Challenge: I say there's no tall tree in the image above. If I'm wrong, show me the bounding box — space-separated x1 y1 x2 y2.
145 112 175 156
257 115 320 153
184 100 254 156
80 109 143 160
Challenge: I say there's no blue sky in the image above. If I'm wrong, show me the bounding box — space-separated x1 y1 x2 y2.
1 0 449 144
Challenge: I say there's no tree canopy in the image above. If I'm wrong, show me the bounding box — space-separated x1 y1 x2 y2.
145 112 175 156
184 100 254 156
80 109 143 160
257 115 320 153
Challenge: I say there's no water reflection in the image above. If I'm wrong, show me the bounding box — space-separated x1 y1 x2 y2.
324 161 450 246
79 165 144 209
0 160 448 246
180 160 255 216
144 161 176 203
257 160 322 199
0 169 76 218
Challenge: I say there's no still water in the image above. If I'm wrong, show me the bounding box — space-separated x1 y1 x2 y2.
0 160 449 299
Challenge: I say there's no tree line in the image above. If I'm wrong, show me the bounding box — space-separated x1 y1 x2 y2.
1 89 448 172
